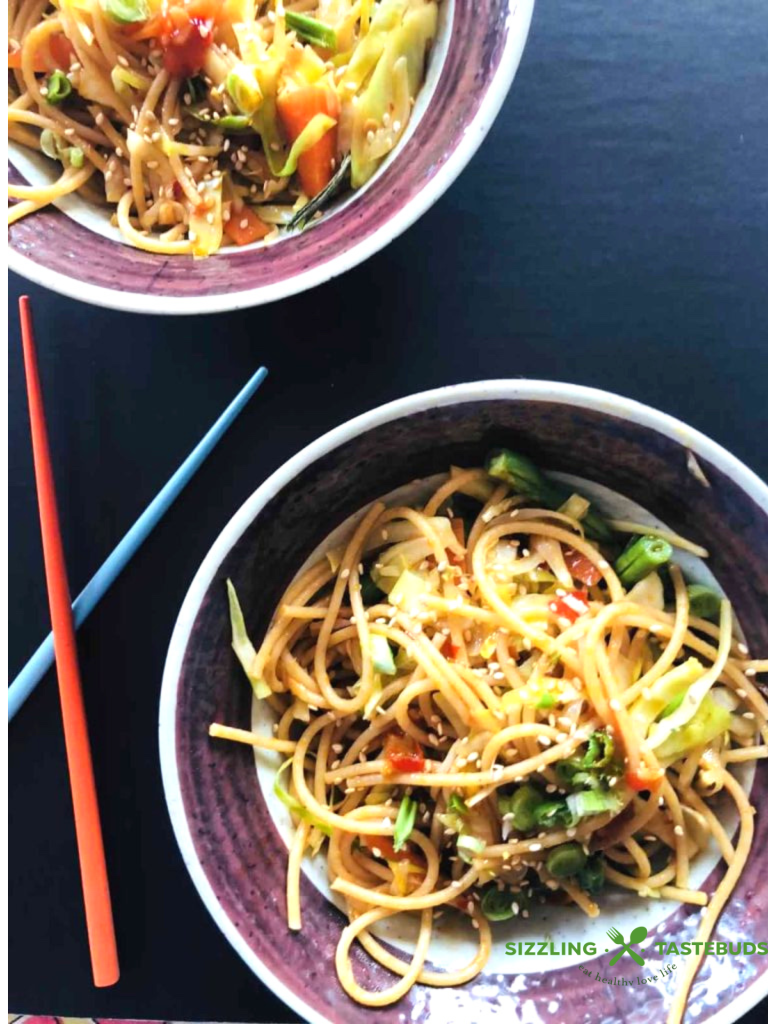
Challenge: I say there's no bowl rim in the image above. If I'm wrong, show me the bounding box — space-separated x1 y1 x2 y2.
8 0 535 315
159 379 768 1024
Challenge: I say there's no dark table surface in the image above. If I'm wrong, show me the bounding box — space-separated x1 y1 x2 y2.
8 0 768 1021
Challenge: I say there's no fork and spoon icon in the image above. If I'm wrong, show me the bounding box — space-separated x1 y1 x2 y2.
606 925 648 965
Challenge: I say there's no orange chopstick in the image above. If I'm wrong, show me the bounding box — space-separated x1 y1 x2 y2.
19 296 120 988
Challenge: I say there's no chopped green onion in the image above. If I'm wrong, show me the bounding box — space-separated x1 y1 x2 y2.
46 70 72 105
448 793 469 816
227 579 271 699
687 584 722 622
498 783 543 833
536 692 556 710
533 799 573 828
556 730 618 790
480 886 527 921
286 11 338 50
456 834 486 863
225 64 263 115
101 0 150 23
565 790 622 820
615 534 672 588
190 109 252 132
577 855 605 894
68 146 84 168
393 795 417 851
545 842 587 878
485 448 612 541
370 634 396 676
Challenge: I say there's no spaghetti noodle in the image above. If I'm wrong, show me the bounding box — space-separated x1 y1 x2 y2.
8 0 438 254
211 455 766 1022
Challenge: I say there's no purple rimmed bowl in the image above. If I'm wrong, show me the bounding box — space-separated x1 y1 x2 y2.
8 0 534 314
159 380 768 1024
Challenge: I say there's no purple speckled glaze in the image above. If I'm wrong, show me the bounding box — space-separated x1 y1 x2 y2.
8 1 534 311
161 383 768 1024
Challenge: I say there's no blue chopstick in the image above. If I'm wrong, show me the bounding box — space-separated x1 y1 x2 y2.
8 365 268 722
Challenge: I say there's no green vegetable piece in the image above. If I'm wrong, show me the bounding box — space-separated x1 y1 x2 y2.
565 789 622 820
545 841 588 878
480 886 528 921
46 70 72 105
577 855 605 894
225 65 262 116
556 730 619 790
226 579 271 699
486 449 546 498
630 658 705 736
393 794 417 851
101 0 150 24
498 783 543 833
274 113 337 177
582 729 614 769
536 692 556 710
687 584 722 622
654 694 732 760
615 534 673 588
485 448 613 541
286 11 338 50
186 76 207 105
448 793 469 815
658 691 686 720
533 800 573 829
39 128 84 169
359 569 385 606
456 833 486 863
370 634 396 676
274 759 332 835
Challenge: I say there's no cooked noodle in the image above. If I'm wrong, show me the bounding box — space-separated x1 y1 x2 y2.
8 0 439 254
211 462 766 1020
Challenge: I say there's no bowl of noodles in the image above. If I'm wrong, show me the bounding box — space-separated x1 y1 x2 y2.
7 0 534 313
159 380 768 1024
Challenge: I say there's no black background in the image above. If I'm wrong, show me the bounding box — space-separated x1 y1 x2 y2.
8 1 768 1021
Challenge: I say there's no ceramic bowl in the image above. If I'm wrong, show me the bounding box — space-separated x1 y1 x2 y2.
159 380 768 1024
8 0 534 314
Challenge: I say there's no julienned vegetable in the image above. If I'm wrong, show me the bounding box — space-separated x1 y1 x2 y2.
393 795 418 851
485 449 613 542
615 534 672 588
226 579 270 698
370 634 397 675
